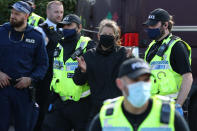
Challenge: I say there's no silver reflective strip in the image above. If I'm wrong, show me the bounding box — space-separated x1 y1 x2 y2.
141 127 172 131
79 41 86 49
103 127 130 131
60 90 90 101
164 93 178 99
81 90 91 98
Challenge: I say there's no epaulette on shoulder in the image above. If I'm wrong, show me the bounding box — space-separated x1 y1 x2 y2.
170 35 180 40
33 27 43 36
155 95 175 103
103 97 121 104
39 22 48 28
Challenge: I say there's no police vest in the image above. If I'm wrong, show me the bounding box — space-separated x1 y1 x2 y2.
28 12 45 27
51 36 91 101
144 34 191 98
100 96 175 131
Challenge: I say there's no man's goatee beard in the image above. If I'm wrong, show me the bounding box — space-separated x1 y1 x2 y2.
10 20 25 28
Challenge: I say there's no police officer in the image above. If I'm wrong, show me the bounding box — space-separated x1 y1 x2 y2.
143 8 193 111
42 14 95 131
0 1 48 131
34 1 64 131
89 58 190 131
25 0 45 26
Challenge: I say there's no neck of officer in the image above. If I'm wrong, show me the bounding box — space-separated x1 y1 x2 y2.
123 98 149 115
158 29 170 42
14 21 27 32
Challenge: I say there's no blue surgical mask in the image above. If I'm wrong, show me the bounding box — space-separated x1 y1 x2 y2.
145 28 161 40
126 81 151 108
63 29 77 38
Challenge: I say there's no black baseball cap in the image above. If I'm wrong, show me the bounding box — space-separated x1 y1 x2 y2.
143 8 170 26
57 14 81 28
9 1 32 15
118 58 151 79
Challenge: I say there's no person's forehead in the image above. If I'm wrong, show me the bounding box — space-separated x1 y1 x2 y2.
11 8 26 15
100 26 114 34
50 4 63 10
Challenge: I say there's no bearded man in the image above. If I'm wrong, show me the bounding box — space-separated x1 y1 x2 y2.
0 1 48 131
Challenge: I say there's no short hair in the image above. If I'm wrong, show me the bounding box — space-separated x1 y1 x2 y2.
47 0 63 10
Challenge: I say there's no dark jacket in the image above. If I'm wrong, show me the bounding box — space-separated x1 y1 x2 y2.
39 23 63 79
0 23 48 81
73 44 129 108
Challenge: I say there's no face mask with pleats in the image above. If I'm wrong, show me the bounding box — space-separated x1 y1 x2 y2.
126 81 151 108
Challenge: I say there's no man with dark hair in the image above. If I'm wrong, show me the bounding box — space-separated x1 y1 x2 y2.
0 1 48 131
143 8 193 115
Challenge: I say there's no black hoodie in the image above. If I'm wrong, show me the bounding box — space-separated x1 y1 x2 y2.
73 44 130 115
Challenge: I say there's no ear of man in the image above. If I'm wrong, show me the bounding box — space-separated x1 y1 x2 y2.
116 78 124 91
163 22 168 29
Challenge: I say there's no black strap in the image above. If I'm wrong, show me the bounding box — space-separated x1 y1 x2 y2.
39 22 48 30
39 23 56 35
160 102 171 124
156 35 179 57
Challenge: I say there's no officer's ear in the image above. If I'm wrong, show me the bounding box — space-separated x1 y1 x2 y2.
25 14 29 20
97 33 100 41
77 24 82 33
163 22 168 29
116 78 124 91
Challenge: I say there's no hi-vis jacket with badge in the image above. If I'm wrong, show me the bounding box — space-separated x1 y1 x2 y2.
144 34 191 98
28 12 45 27
99 96 175 131
51 36 91 101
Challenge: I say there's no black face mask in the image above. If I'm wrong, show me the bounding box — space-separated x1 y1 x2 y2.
63 29 77 38
145 26 165 40
99 35 115 48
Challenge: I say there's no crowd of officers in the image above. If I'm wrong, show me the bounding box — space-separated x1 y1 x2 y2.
0 0 193 131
